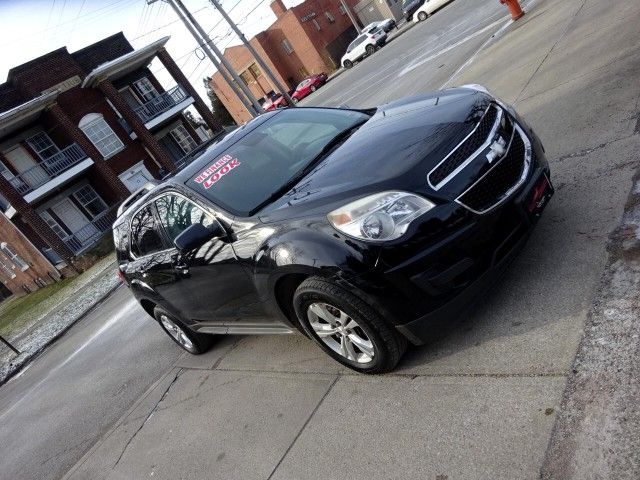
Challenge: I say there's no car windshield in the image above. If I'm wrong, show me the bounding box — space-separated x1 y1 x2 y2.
186 108 371 215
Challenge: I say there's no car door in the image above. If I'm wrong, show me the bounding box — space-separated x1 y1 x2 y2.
153 191 272 333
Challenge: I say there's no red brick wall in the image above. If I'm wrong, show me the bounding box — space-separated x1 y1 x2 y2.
0 213 60 296
210 0 361 123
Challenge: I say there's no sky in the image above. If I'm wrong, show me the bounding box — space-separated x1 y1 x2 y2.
0 0 303 114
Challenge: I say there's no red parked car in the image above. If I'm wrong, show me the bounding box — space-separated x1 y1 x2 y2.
263 94 288 112
291 73 328 103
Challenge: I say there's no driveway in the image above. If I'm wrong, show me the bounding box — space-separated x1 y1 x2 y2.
2 0 640 478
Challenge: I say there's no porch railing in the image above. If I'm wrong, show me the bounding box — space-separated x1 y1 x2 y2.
133 85 190 124
10 144 88 195
61 208 117 255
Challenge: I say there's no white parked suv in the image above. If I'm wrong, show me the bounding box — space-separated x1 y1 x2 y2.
414 0 451 21
341 28 387 69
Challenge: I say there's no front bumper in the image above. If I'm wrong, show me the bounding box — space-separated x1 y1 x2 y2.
347 126 552 344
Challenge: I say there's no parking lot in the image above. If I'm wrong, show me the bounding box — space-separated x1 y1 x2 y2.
1 0 640 478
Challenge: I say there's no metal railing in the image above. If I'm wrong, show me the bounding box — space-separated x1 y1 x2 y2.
10 144 88 195
132 85 190 124
61 208 117 254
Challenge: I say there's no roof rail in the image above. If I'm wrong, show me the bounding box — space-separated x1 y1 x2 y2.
116 181 159 217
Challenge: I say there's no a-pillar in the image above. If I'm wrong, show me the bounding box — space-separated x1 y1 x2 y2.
0 152 76 265
46 103 130 200
97 79 176 173
156 47 224 134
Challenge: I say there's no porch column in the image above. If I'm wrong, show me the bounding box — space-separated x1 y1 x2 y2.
156 47 224 134
97 79 176 173
0 152 75 264
46 103 130 200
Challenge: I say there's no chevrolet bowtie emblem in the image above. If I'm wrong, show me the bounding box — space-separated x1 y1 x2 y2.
486 136 507 164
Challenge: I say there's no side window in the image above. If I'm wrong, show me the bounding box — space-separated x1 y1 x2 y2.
130 205 165 257
155 194 215 244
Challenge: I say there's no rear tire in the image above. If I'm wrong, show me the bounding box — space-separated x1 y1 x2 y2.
293 277 407 374
418 11 428 21
343 60 353 69
310 85 316 92
365 44 376 56
154 306 213 355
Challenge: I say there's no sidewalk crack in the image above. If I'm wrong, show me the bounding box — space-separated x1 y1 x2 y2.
111 368 183 470
266 374 340 480
515 0 588 102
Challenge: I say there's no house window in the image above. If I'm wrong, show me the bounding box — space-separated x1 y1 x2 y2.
240 70 253 86
325 11 335 23
312 19 321 30
0 255 16 279
282 39 294 55
0 243 28 271
338 4 347 14
40 211 70 239
134 77 159 102
27 132 59 160
248 63 261 78
79 113 124 159
73 185 107 219
170 124 197 154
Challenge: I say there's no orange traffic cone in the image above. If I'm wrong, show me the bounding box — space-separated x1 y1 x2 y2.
500 0 525 20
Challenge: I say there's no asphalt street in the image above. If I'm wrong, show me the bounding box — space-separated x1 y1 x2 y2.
302 0 530 109
0 288 182 480
2 0 640 478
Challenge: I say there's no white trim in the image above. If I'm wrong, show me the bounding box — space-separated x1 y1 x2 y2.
143 97 194 130
81 36 170 88
118 161 154 192
23 158 94 203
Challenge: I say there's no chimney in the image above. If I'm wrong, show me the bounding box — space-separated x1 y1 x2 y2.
270 0 287 18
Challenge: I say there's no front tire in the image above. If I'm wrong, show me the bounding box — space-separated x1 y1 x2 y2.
293 278 407 373
417 11 428 21
343 59 353 69
154 306 213 355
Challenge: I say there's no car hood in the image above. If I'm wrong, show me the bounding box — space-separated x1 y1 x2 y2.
259 88 492 223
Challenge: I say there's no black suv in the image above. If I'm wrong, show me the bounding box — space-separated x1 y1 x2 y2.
114 86 552 373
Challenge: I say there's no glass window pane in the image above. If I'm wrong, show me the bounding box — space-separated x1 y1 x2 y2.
130 206 165 257
155 194 214 243
81 117 124 158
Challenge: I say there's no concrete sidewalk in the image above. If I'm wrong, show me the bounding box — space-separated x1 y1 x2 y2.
64 0 640 478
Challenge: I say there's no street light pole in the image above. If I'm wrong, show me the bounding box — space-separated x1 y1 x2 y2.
163 0 263 116
209 0 295 106
340 0 361 33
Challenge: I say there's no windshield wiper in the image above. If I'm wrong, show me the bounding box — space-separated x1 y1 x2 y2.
250 122 366 215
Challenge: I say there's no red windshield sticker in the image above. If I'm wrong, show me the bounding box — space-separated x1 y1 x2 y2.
194 154 242 189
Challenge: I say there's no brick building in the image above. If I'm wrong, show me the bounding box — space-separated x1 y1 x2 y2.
0 33 222 268
210 0 361 123
0 211 62 299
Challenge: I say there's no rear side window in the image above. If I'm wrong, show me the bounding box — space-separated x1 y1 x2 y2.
130 205 165 257
155 194 215 243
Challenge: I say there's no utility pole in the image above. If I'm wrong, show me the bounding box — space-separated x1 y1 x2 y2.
209 0 295 106
340 0 361 33
155 0 263 117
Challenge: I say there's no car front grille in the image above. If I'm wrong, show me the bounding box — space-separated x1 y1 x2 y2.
428 105 500 189
456 126 531 214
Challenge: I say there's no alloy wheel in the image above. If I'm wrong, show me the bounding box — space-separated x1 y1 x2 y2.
307 302 375 364
160 314 195 352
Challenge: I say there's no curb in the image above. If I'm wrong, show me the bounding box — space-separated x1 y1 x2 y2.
0 282 123 388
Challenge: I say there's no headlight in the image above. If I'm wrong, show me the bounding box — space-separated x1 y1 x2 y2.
327 192 434 242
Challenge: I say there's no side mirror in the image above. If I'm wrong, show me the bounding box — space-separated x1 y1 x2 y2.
174 223 224 252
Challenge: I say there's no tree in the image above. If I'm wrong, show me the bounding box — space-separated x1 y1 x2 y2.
203 76 235 126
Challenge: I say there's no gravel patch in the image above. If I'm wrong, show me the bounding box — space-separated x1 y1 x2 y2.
0 256 121 386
